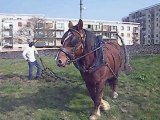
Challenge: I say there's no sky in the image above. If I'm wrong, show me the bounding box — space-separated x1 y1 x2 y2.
0 0 160 21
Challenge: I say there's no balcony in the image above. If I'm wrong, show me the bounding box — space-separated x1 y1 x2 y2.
132 36 140 40
55 35 63 39
110 29 117 32
55 27 64 31
3 26 13 30
3 34 13 38
133 30 139 33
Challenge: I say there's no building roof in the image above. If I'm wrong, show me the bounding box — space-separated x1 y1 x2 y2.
130 3 160 14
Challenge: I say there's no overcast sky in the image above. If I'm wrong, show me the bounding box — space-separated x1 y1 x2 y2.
0 0 160 21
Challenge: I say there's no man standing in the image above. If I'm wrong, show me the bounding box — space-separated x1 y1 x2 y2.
22 41 41 80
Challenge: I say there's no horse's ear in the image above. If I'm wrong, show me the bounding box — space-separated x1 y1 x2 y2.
78 19 83 30
68 21 73 28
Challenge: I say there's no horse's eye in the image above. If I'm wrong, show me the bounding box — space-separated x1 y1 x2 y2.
71 36 79 47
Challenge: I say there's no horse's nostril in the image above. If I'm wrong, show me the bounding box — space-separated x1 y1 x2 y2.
58 59 62 64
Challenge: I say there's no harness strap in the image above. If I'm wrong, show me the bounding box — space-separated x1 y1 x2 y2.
60 47 74 60
106 62 118 79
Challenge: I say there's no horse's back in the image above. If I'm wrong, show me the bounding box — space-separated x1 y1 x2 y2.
106 40 121 51
104 40 122 74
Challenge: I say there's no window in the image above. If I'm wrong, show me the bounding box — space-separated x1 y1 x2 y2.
46 23 53 28
93 25 100 30
18 39 22 44
26 22 31 27
97 25 101 30
121 33 124 37
127 33 130 38
56 23 64 29
18 22 22 27
121 26 124 30
132 14 135 19
151 34 154 38
56 31 64 37
37 23 43 28
148 40 151 43
104 32 109 38
110 26 117 31
148 29 150 33
103 25 109 31
156 18 158 21
9 31 13 36
28 31 31 35
127 26 130 31
88 24 92 29
9 24 13 29
111 33 116 38
93 25 97 30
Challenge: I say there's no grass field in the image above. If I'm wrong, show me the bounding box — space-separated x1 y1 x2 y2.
0 55 160 120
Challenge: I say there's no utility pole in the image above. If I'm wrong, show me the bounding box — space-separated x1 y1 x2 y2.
80 0 83 19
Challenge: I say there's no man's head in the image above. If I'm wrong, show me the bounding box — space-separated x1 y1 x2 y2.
29 42 35 47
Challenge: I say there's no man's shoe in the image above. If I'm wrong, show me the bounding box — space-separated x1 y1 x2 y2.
34 76 41 80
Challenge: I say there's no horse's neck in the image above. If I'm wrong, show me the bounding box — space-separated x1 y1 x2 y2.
81 31 97 68
82 51 94 66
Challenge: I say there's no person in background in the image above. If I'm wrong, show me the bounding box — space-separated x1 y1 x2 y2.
22 41 42 80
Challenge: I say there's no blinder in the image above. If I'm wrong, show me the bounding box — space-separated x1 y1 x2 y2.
70 36 79 47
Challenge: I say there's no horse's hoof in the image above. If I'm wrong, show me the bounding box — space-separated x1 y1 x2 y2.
89 114 100 120
113 92 118 99
101 100 110 111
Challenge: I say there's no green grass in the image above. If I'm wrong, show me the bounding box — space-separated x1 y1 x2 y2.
0 55 160 120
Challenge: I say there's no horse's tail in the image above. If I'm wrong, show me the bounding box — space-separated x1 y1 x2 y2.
116 33 132 75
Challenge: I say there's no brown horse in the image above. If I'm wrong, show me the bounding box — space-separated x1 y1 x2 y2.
56 19 131 120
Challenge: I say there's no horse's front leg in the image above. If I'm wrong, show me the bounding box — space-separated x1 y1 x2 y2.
89 81 106 120
85 82 96 103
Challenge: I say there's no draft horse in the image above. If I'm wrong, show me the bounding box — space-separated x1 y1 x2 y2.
56 19 131 120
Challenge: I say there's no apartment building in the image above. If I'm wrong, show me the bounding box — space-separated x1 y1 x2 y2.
122 3 160 45
0 13 45 48
0 13 140 49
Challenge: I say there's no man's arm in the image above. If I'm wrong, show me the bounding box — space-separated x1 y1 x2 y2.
22 48 28 61
34 46 39 57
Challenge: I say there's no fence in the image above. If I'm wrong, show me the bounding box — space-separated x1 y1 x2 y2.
0 45 160 59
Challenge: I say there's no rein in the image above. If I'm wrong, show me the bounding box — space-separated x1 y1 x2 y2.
71 45 102 62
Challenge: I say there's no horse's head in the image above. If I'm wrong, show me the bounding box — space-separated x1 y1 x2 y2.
56 19 85 67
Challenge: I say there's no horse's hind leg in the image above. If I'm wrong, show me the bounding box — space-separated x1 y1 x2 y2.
108 77 118 99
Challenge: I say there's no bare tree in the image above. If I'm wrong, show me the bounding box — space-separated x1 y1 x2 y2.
14 17 55 47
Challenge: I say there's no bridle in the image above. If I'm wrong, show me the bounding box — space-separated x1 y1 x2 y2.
58 28 104 63
59 28 85 61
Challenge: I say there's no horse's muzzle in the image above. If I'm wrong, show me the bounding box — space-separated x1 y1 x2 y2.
56 58 70 67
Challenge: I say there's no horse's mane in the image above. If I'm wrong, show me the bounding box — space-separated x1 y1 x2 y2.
83 29 97 51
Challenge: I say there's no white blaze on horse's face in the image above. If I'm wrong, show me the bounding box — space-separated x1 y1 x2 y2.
56 32 72 67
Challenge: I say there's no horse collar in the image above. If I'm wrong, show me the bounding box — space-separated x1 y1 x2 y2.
73 36 106 73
